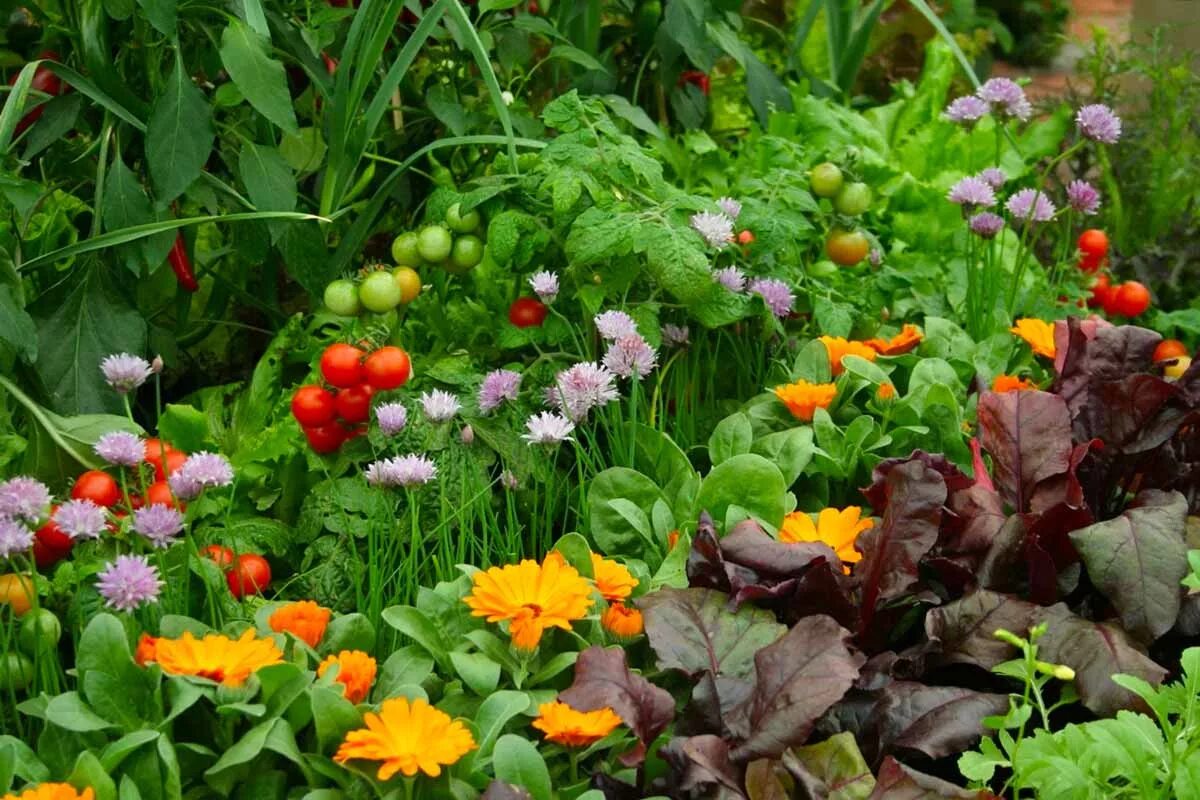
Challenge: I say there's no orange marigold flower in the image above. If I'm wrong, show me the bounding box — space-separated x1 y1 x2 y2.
774 380 837 422
2 785 95 800
150 629 283 686
819 336 878 376
532 701 623 748
318 650 378 704
269 600 331 648
601 602 644 638
334 697 476 780
1011 319 1056 359
992 374 1038 393
134 633 158 666
667 530 680 550
463 554 593 650
866 324 923 355
779 507 874 567
876 382 897 401
590 553 638 602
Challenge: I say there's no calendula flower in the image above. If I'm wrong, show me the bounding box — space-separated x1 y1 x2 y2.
590 553 638 602
150 629 283 686
667 531 680 550
334 697 476 779
269 600 331 648
601 602 644 639
992 374 1038 393
1011 318 1056 359
876 382 897 401
134 633 158 666
819 336 878 376
533 701 623 747
866 324 923 355
774 380 837 422
319 650 377 704
1 784 95 800
464 554 593 650
779 507 874 567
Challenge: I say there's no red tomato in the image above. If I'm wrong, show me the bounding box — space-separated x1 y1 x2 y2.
11 51 65 136
1110 281 1151 317
201 545 235 572
33 511 72 569
508 298 547 328
152 448 187 481
1078 229 1108 260
71 470 120 508
1087 273 1112 309
363 346 411 390
227 554 271 598
737 230 755 245
291 384 337 426
1154 339 1189 363
303 423 347 454
334 384 374 424
678 70 711 95
144 480 184 510
320 343 366 388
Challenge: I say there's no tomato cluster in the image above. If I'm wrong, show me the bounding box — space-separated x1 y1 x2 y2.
811 162 873 267
292 343 412 453
202 545 272 599
1078 230 1151 318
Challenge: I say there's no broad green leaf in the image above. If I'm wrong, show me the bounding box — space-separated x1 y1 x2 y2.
67 751 117 800
587 468 667 559
157 403 214 452
0 285 36 361
493 735 552 800
101 153 172 273
381 606 452 671
239 142 296 241
696 454 787 532
469 691 530 770
45 692 115 732
146 55 213 202
450 652 501 696
136 0 176 37
219 20 299 135
374 647 435 702
709 413 753 465
310 686 361 753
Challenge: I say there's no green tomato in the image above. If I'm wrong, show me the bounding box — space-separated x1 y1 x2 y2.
359 271 403 312
809 162 844 198
834 182 872 216
18 608 61 656
808 260 840 279
449 235 485 272
417 225 454 263
445 202 481 234
0 652 33 692
323 279 361 316
391 232 421 267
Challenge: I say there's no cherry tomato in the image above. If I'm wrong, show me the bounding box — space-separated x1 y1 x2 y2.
449 235 485 273
304 423 347 454
809 162 844 198
394 267 421 304
363 346 412 390
1154 339 1189 363
825 229 870 266
677 70 710 95
320 344 366 388
1087 273 1112 309
33 512 72 569
508 297 547 328
391 232 421 267
156 449 187 481
1078 229 1109 272
833 182 871 216
71 470 120 508
1110 281 1151 317
202 544 235 571
324 279 361 316
0 653 33 691
1166 356 1192 380
18 608 60 656
737 230 755 245
359 271 402 313
335 384 374 424
227 554 271 598
292 384 337 426
417 225 453 263
445 202 481 234
145 480 184 510
0 574 34 617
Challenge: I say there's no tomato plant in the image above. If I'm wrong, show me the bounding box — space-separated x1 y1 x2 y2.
202 545 235 570
292 385 337 426
227 554 271 598
363 346 411 390
359 271 403 313
509 298 547 328
18 608 61 655
833 182 871 216
1153 339 1188 363
323 279 361 316
71 470 120 508
417 226 454 262
1109 280 1151 317
33 513 71 569
391 232 421 267
0 574 34 617
304 423 348 453
825 229 869 266
320 344 366 388
394 267 422 303
1077 229 1109 272
334 384 374 424
810 162 844 198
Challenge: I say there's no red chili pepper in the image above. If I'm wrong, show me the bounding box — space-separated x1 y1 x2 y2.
10 50 66 137
678 70 711 96
167 234 199 292
321 52 338 75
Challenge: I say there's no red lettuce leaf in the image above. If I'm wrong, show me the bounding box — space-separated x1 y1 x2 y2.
559 646 675 758
660 735 746 799
977 390 1075 514
863 681 1008 764
868 756 992 799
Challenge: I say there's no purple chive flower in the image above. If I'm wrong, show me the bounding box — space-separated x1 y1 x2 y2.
662 324 690 347
969 212 1006 239
545 362 619 421
522 412 575 445
0 477 51 523
944 95 989 124
168 452 234 501
96 555 162 612
603 335 658 380
375 402 408 436
100 353 153 394
748 278 794 319
94 431 144 467
1066 179 1101 215
594 310 639 341
419 390 460 423
1006 188 1057 223
478 369 522 414
528 271 560 304
364 454 437 488
1075 104 1121 144
0 518 33 559
500 470 519 490
979 168 1007 189
54 499 108 540
714 266 747 292
689 211 734 248
977 78 1032 121
460 425 474 445
132 504 184 549
717 197 742 219
947 176 997 210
